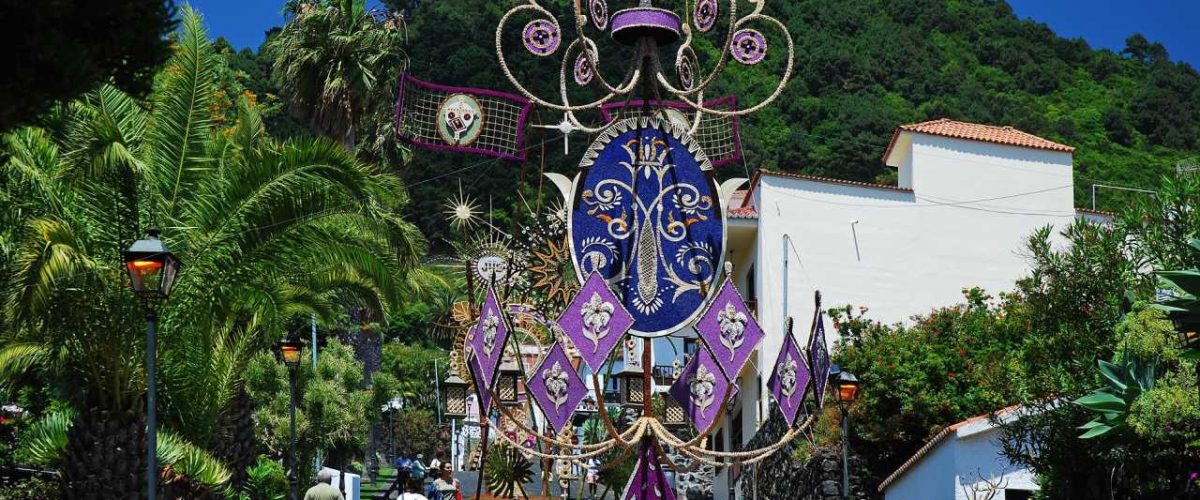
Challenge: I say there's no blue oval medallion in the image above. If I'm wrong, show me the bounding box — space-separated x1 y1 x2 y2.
569 117 724 337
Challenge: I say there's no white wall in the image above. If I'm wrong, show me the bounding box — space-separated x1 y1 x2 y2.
886 437 957 500
749 134 1076 418
954 427 1038 499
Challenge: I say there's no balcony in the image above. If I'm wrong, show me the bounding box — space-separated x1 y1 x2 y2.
652 365 676 386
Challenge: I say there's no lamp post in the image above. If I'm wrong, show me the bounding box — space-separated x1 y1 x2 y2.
122 228 181 500
832 369 860 499
275 336 305 500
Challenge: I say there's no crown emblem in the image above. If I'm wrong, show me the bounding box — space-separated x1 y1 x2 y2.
622 135 671 167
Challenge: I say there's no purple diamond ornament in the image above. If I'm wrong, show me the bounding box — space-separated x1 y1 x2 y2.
667 346 730 432
767 333 811 427
557 272 634 371
525 342 588 434
467 287 510 393
621 438 676 500
695 278 764 381
809 312 832 407
467 352 493 416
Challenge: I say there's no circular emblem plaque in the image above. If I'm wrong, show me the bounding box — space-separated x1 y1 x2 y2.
569 117 724 337
436 94 484 146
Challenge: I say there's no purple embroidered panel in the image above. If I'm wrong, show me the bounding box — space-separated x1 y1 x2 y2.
467 287 509 393
809 312 832 407
695 278 764 381
467 353 492 416
621 438 676 500
667 346 730 432
768 333 810 427
557 272 634 371
393 74 533 161
525 342 588 434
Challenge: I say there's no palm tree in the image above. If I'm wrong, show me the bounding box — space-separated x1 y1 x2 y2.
0 7 429 497
269 0 408 153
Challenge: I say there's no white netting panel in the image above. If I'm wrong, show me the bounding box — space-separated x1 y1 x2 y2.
395 75 532 160
604 100 742 166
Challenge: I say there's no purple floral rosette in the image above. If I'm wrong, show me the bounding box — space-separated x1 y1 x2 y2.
695 277 765 382
768 333 811 427
557 272 634 371
693 0 717 32
621 438 676 500
730 29 767 65
523 19 561 56
525 342 588 434
574 52 595 86
467 287 510 394
809 311 831 407
667 346 730 432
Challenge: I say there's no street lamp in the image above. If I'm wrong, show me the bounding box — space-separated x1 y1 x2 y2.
832 368 860 500
122 228 181 500
275 336 305 500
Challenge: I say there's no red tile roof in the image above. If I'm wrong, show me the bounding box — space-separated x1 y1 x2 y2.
878 404 1022 492
756 168 913 193
728 206 758 219
883 119 1075 163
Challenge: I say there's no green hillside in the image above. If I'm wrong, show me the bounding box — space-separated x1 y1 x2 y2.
233 0 1200 243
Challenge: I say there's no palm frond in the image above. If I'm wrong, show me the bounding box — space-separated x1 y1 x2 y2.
0 342 49 386
15 408 75 466
158 429 233 489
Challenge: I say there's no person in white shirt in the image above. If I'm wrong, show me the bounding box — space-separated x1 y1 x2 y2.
428 452 442 471
400 478 428 500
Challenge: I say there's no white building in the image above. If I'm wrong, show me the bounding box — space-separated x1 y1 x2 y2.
712 119 1106 495
878 406 1039 500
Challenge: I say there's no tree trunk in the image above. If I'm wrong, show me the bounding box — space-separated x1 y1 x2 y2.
209 388 258 489
60 407 145 500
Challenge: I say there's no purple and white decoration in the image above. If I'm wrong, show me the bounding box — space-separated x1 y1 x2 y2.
695 278 764 381
523 19 561 56
768 333 811 427
589 0 608 30
467 352 493 415
525 343 588 433
809 311 832 406
571 118 722 337
693 0 718 32
668 346 730 432
393 74 533 161
574 52 595 86
676 54 695 90
467 287 510 393
557 272 634 371
730 29 767 65
621 439 676 500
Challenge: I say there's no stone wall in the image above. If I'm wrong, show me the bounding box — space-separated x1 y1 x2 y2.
671 451 715 500
740 414 872 500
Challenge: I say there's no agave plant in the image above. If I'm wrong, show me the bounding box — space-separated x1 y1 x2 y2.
1075 353 1158 438
0 6 428 497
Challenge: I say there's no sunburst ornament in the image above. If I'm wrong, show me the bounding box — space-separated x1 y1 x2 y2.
528 236 576 307
444 183 481 231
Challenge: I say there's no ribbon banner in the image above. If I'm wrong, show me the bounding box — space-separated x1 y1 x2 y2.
599 97 742 168
394 73 533 161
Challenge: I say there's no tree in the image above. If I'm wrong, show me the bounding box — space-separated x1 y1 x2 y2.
0 7 426 496
0 0 176 131
268 0 408 154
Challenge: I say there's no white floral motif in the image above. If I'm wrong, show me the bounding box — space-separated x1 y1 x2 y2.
689 364 717 415
481 312 500 356
580 292 614 353
778 354 798 398
716 302 748 361
544 361 570 412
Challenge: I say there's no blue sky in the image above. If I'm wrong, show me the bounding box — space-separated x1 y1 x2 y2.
187 0 1200 68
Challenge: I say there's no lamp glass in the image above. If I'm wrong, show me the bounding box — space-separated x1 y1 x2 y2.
837 383 859 403
280 345 303 366
122 230 180 299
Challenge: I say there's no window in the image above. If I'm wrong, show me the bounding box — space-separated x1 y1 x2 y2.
1005 489 1033 500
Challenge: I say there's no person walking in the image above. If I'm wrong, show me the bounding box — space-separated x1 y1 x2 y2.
304 469 345 500
433 463 461 500
400 478 429 500
412 453 428 480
